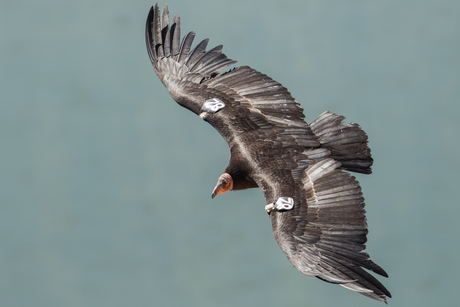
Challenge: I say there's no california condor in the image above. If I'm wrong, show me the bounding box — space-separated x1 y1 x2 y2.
145 3 391 303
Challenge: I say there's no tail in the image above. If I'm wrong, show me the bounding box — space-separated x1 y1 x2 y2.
310 111 373 174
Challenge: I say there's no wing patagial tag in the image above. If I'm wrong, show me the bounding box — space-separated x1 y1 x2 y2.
265 197 294 213
275 197 294 211
201 98 225 113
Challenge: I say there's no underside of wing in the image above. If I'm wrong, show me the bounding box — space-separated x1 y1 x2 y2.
204 66 321 148
267 159 391 302
145 4 238 114
146 4 321 149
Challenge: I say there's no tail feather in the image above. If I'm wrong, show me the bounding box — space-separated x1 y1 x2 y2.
310 111 373 174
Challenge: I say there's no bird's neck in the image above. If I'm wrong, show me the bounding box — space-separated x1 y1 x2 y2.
225 162 258 191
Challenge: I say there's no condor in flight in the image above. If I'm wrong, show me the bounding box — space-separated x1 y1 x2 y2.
145 3 391 303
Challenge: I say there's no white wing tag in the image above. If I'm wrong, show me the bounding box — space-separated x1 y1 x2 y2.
201 98 225 113
275 197 294 211
265 197 294 213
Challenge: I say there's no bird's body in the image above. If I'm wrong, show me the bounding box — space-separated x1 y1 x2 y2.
146 3 391 303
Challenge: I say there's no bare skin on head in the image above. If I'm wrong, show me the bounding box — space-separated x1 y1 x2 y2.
211 173 233 199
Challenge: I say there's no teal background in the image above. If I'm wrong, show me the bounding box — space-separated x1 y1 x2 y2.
1 0 459 306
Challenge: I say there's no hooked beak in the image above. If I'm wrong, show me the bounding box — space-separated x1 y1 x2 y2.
211 184 221 199
211 173 233 199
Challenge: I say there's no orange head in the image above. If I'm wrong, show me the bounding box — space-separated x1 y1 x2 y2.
211 173 234 199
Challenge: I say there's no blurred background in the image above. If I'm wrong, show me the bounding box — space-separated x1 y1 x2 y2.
1 0 459 306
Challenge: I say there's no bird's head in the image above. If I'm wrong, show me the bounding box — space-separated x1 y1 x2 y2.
211 173 234 199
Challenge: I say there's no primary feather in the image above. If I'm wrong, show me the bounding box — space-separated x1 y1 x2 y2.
146 3 390 303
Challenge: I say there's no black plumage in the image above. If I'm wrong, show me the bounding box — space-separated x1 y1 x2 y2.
145 3 390 303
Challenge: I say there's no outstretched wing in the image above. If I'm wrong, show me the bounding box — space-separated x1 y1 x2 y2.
146 4 388 302
263 157 391 302
145 4 319 149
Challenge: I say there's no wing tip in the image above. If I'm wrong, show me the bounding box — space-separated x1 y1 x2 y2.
145 3 237 80
145 6 155 63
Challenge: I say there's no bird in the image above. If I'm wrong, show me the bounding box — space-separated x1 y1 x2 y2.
145 3 391 303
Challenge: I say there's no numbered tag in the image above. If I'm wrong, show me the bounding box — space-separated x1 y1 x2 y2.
274 197 294 211
265 197 294 213
201 98 225 114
